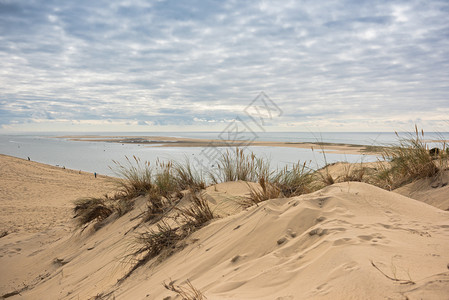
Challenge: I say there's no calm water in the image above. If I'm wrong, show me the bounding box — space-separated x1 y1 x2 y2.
1 131 447 177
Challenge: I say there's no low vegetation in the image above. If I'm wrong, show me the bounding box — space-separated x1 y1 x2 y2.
246 177 282 205
72 126 448 287
111 156 153 199
121 190 215 281
173 158 206 191
73 197 114 227
163 279 206 300
375 126 447 190
209 148 271 183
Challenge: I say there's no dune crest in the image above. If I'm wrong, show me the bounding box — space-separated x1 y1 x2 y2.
2 162 448 299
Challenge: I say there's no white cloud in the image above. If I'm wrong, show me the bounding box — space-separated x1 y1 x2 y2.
0 0 448 132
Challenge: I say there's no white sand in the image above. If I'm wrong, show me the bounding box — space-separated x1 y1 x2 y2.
1 155 448 299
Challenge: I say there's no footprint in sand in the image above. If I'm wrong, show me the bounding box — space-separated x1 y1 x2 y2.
357 233 387 244
333 238 356 246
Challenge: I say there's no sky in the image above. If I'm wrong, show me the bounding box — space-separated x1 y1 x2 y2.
0 0 448 133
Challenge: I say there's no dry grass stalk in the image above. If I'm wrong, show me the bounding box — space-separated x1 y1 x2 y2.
375 126 442 190
173 158 206 191
210 148 271 183
271 161 314 197
177 191 215 228
246 177 282 205
73 197 113 226
111 156 153 199
122 191 215 281
163 279 207 300
342 163 366 182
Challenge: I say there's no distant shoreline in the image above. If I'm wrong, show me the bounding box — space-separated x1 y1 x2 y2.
57 135 385 155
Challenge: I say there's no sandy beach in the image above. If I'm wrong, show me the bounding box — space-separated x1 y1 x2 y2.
59 135 383 155
1 154 448 299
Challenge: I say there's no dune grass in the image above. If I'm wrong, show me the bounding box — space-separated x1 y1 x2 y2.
138 191 215 261
341 163 366 182
120 189 216 281
177 191 215 228
163 279 206 300
73 197 114 226
375 126 445 190
111 156 153 199
210 148 271 184
271 161 315 197
246 177 282 205
246 160 315 204
77 127 448 284
173 158 206 192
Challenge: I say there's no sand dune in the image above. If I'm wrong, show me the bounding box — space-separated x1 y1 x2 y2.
0 155 115 235
1 156 448 299
394 170 449 211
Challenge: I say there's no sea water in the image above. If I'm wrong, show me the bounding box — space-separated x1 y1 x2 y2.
1 132 447 177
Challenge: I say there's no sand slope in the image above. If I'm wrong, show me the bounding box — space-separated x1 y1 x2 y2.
1 157 448 299
0 155 116 297
0 154 115 234
394 170 449 211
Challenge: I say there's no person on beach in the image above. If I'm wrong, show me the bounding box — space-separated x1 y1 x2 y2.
27 157 30 161
94 172 97 178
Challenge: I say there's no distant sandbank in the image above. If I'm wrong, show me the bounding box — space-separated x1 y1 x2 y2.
57 135 384 155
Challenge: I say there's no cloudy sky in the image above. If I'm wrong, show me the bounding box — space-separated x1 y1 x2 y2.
1 0 448 132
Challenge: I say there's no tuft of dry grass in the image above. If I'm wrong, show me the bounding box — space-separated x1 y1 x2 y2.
111 156 153 199
144 189 172 223
246 177 282 205
73 197 113 226
173 158 206 192
210 148 271 184
177 191 215 229
375 126 443 190
136 221 182 260
342 163 366 182
122 190 216 281
271 161 314 197
154 160 179 198
163 279 206 300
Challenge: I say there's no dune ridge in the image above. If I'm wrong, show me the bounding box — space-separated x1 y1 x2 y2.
1 155 448 299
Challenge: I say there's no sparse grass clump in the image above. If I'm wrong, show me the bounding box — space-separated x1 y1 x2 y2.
341 163 366 182
122 190 216 280
375 126 444 190
210 148 271 183
177 191 215 228
164 279 206 300
111 156 153 199
73 197 114 226
245 160 314 204
135 221 182 260
173 158 206 192
271 161 314 197
247 177 282 205
153 160 179 198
